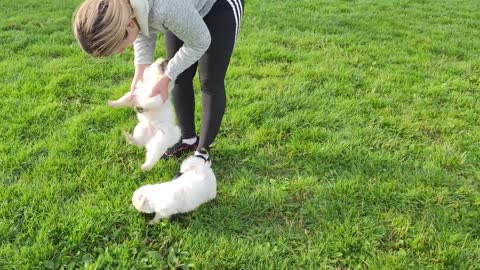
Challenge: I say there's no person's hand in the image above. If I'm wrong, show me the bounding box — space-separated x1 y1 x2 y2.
150 74 170 102
129 76 141 99
130 64 149 99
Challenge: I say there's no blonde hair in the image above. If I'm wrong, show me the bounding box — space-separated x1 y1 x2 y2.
73 0 133 57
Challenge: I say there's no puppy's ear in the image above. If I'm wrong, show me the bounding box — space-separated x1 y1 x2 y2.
134 193 149 211
159 60 169 73
139 194 148 210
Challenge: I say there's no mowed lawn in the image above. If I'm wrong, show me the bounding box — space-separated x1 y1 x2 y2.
1 0 479 269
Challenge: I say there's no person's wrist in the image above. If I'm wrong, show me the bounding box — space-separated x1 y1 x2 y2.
162 75 170 83
155 74 169 86
134 64 148 77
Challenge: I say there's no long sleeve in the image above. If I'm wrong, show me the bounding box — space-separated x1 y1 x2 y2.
133 32 157 65
158 0 211 80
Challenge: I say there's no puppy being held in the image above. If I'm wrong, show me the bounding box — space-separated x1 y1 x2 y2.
108 58 181 171
132 156 217 224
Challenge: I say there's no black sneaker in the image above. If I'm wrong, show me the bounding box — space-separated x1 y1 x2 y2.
163 136 199 159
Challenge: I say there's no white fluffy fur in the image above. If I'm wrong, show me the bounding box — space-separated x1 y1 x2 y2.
108 59 181 171
131 156 217 224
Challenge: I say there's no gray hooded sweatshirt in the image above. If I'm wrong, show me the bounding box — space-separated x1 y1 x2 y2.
130 0 217 81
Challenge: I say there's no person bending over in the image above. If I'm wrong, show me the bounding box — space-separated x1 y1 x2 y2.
73 0 244 162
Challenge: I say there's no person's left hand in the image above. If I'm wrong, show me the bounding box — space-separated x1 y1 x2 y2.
150 75 171 102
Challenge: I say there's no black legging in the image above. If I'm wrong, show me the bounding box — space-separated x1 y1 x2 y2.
165 0 244 151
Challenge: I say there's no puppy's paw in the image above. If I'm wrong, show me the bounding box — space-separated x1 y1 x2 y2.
108 100 128 108
123 131 136 144
141 163 154 172
147 219 157 225
107 100 118 107
147 216 170 225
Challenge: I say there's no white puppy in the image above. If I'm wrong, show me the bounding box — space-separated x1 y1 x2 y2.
108 58 181 171
132 156 217 224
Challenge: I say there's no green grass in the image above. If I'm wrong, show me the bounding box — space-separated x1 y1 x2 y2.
1 0 479 269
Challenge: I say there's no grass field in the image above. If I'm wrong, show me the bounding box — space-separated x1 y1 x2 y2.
1 0 479 269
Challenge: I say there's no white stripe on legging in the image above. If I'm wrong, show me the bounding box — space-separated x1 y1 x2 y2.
232 0 243 39
225 0 242 43
234 0 243 18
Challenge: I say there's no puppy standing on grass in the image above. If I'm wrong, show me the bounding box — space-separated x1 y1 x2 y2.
132 156 217 224
108 58 181 171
